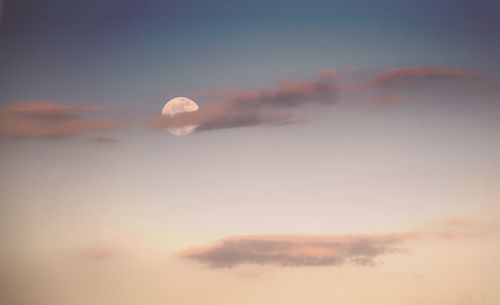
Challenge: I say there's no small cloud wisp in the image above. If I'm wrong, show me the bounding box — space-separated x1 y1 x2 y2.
0 101 129 139
369 67 476 89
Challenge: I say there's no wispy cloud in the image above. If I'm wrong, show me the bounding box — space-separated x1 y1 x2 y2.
367 95 405 106
179 234 412 268
152 66 484 134
369 67 476 89
151 79 338 133
424 217 499 240
180 217 498 269
0 101 129 139
93 137 117 145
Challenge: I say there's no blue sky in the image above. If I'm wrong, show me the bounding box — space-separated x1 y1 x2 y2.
1 0 499 108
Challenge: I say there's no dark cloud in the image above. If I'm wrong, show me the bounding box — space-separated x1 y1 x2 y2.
151 79 338 133
0 101 129 139
179 234 412 268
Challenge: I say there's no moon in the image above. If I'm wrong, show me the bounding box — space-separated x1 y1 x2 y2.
161 97 199 136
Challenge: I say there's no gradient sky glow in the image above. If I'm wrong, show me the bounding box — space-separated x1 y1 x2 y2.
1 1 500 305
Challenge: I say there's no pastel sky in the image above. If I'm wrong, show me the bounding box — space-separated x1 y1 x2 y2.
1 1 500 305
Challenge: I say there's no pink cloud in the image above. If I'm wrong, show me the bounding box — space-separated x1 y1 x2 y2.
152 66 484 134
0 101 130 139
369 95 404 106
179 233 413 268
179 217 497 269
370 67 476 88
151 79 338 133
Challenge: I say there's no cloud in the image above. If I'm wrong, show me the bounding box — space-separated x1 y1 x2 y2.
179 234 412 268
369 67 476 89
0 101 129 139
152 66 479 134
151 79 338 133
356 67 479 105
93 137 117 144
425 217 498 240
368 95 404 106
179 217 498 269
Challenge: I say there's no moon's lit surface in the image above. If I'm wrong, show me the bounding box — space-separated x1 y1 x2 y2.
161 97 199 136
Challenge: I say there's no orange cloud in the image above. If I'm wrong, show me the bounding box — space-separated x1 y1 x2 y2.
0 101 129 139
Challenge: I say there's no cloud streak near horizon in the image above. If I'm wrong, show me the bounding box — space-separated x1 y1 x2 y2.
180 217 497 269
179 234 412 268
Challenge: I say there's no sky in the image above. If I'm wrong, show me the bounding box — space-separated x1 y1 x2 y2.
1 1 500 305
